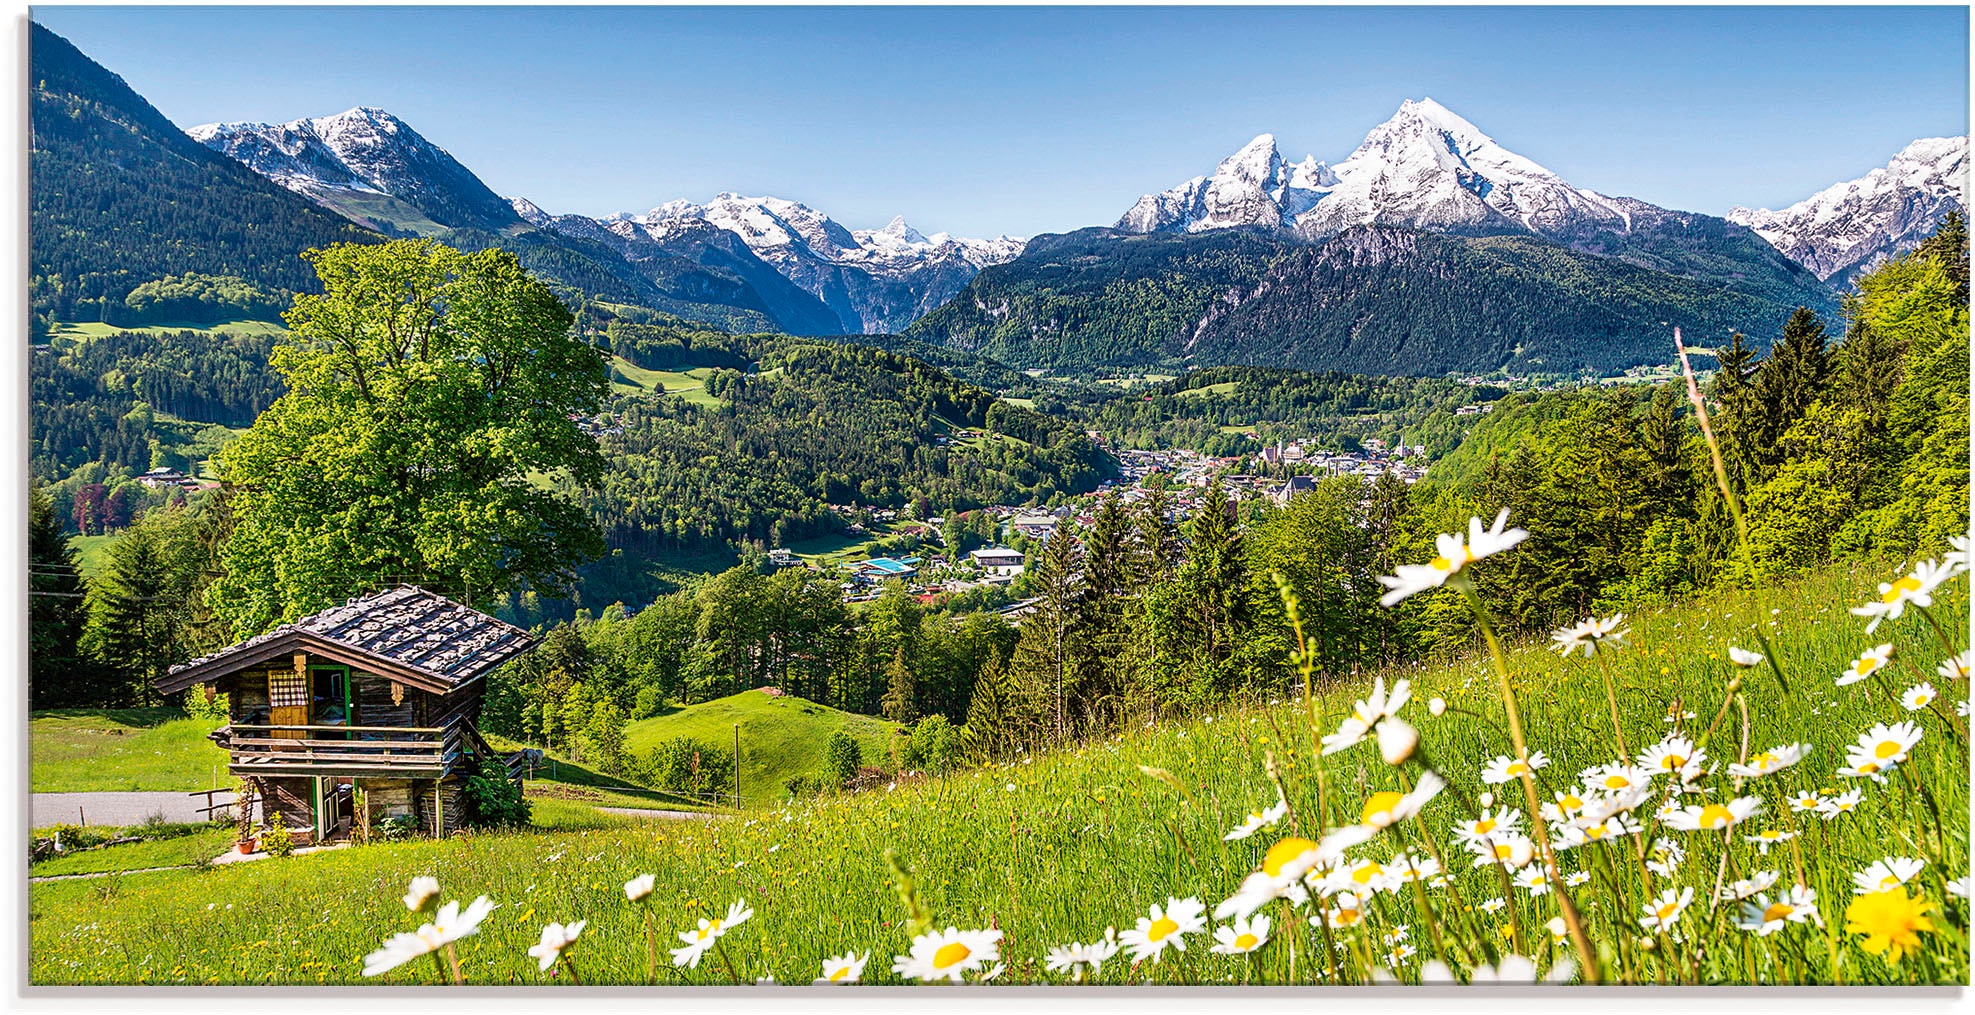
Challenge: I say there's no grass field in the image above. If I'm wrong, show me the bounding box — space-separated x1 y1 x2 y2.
624 689 901 804
609 359 724 406
46 319 288 341
68 533 117 578
31 710 228 793
26 561 1970 985
30 826 235 878
1175 381 1239 399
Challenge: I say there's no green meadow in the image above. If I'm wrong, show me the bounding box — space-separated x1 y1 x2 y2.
28 563 1968 985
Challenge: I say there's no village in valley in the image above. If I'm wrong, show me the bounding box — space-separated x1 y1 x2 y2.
798 425 1439 612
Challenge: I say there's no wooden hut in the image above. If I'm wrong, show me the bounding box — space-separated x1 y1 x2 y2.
154 585 532 843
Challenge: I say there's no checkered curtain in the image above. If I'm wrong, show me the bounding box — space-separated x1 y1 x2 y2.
269 667 308 708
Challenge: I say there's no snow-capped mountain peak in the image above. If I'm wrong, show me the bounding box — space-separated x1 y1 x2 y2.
1118 97 1633 240
1727 136 1969 282
189 106 520 232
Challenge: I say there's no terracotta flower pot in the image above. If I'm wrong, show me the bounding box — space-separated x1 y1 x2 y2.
236 838 258 854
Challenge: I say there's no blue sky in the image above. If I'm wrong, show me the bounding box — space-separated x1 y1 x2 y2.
34 5 1970 238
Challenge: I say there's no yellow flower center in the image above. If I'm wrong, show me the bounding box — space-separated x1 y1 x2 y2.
1752 752 1778 767
1759 830 1782 840
1657 902 1680 920
1261 837 1318 877
1147 916 1180 942
829 965 852 982
1699 804 1734 828
1603 774 1632 789
1878 874 1901 890
1429 554 1460 573
1234 933 1258 950
1661 754 1688 770
1858 657 1882 675
1352 865 1382 885
1362 792 1403 824
1507 761 1529 776
1473 817 1498 834
1559 794 1583 810
1914 692 1933 705
1492 843 1516 861
1883 576 1923 603
1875 740 1903 760
1763 902 1795 923
933 942 972 969
1583 823 1610 840
1333 908 1363 926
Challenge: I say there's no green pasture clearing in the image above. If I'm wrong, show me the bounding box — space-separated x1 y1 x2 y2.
30 826 235 878
624 689 901 804
46 319 288 341
31 709 228 793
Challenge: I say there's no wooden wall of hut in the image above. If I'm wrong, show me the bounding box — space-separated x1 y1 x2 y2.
353 672 418 730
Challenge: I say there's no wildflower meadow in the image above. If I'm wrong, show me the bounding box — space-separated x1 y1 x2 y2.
31 535 1970 986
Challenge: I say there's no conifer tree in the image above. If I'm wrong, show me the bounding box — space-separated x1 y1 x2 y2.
29 487 94 708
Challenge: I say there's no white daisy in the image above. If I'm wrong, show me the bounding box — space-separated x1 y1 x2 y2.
1222 800 1289 841
527 920 585 972
1718 870 1780 902
1550 614 1631 657
1638 887 1694 932
1737 886 1823 935
1938 651 1971 682
892 927 1002 983
1851 559 1958 633
1816 789 1864 820
1042 930 1118 981
1852 857 1927 895
1210 914 1272 955
815 952 869 984
1728 645 1765 668
1727 743 1811 778
1838 644 1895 686
1481 751 1551 785
1902 682 1939 711
1377 509 1528 606
363 896 497 977
1663 796 1762 832
1118 897 1206 963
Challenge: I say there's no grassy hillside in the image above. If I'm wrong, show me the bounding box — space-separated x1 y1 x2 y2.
625 689 901 803
29 563 1968 984
31 709 227 793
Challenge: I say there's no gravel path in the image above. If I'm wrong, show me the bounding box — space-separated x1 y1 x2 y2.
33 791 225 828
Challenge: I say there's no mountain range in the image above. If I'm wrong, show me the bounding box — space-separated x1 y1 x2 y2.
1729 136 1968 286
31 23 1967 378
190 109 1025 336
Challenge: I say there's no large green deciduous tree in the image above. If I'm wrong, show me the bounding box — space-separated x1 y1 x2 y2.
210 240 608 634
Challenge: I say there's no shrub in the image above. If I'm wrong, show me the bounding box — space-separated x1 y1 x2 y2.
902 714 962 774
463 757 531 830
377 816 417 842
642 736 732 799
783 774 822 799
261 813 294 857
184 684 229 722
823 730 862 788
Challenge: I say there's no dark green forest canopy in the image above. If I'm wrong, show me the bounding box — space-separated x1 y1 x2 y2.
28 23 379 325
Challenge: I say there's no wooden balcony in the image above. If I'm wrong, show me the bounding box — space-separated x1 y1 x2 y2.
217 723 462 779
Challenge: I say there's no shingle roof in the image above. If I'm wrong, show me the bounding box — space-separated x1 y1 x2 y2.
160 585 533 694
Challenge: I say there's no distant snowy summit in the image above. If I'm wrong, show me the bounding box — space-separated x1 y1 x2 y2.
1118 98 1967 286
189 106 520 233
524 193 1026 334
619 193 1023 276
1728 136 1969 284
1119 98 1638 243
